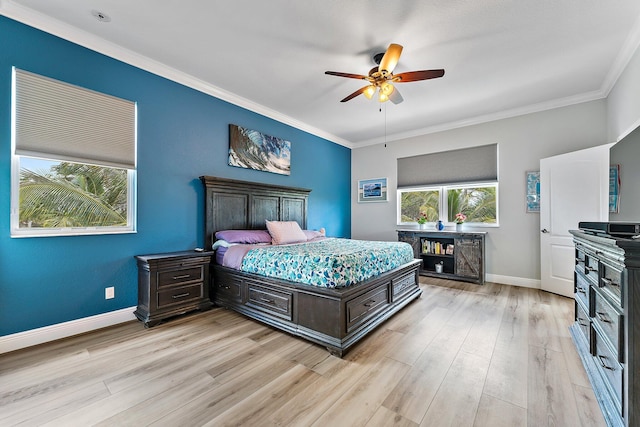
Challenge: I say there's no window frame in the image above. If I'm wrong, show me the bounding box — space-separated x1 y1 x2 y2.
397 181 499 227
10 155 137 238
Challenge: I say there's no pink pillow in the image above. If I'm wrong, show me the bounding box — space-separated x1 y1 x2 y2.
266 220 307 245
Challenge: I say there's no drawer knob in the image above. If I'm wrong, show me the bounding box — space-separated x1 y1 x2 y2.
364 299 376 307
172 292 190 299
220 285 231 290
172 274 191 280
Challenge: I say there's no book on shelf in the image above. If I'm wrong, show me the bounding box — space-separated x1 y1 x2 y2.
421 239 453 255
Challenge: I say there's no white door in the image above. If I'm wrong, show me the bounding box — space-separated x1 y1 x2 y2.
540 144 613 297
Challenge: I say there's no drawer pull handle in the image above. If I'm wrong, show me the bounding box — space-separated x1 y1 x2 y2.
601 277 619 288
584 266 596 274
260 297 275 304
578 319 589 327
364 299 377 307
172 274 191 280
577 287 586 295
596 311 612 323
220 285 231 290
172 292 190 299
598 354 615 371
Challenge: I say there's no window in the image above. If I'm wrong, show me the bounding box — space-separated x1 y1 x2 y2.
397 144 499 226
11 68 136 237
398 183 498 226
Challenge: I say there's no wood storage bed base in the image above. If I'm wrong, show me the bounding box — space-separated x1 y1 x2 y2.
201 176 422 357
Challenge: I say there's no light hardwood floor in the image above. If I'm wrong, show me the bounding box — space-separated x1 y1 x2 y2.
0 279 606 426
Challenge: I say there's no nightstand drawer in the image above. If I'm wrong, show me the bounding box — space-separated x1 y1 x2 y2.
158 266 204 288
392 272 415 300
157 283 203 308
593 289 623 358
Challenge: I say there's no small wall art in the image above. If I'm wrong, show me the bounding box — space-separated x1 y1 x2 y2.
610 164 620 213
526 171 540 213
358 177 388 203
228 124 291 175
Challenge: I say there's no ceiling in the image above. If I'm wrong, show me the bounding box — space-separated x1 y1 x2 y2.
3 1 640 148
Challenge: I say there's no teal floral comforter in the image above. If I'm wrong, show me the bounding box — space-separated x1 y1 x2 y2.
241 238 414 288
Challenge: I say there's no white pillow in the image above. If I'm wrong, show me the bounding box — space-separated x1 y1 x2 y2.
266 220 307 245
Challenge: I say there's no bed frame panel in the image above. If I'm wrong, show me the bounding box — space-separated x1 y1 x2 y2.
200 176 421 357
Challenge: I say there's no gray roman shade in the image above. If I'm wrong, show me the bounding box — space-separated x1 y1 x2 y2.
397 143 497 187
14 68 136 169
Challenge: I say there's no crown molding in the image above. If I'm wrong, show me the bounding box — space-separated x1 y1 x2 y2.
601 13 640 97
0 1 354 149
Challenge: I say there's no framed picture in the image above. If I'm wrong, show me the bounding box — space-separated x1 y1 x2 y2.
228 124 291 175
358 177 388 203
610 164 620 213
526 171 540 213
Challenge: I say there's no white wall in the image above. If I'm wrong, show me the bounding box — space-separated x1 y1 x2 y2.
352 100 608 287
608 43 640 142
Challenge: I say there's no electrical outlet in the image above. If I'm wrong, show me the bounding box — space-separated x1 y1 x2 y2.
105 286 115 299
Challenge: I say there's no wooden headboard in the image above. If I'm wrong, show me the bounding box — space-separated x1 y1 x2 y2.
200 176 311 250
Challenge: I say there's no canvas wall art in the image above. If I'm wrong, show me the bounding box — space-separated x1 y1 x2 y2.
228 124 291 175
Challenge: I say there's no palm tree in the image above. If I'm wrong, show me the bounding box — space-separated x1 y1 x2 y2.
19 162 127 228
447 187 497 223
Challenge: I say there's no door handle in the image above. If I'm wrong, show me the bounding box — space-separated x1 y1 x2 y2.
541 229 549 233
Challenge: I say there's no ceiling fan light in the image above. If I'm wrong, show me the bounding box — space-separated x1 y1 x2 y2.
378 91 389 103
363 85 376 99
380 82 395 96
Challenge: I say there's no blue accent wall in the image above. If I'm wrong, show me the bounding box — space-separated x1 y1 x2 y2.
0 17 351 336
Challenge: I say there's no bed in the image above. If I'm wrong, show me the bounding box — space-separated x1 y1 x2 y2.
200 176 422 357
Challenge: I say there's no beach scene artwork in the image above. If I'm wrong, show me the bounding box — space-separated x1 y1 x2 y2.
228 124 291 175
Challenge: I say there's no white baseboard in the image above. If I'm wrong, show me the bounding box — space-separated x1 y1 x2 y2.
486 273 541 289
0 307 137 355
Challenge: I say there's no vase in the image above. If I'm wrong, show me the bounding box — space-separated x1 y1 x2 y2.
435 220 444 231
419 223 426 229
456 223 463 232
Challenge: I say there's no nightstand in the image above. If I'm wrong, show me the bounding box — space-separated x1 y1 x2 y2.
134 250 214 327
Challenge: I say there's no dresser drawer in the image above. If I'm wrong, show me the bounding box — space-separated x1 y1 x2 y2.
158 266 204 288
157 283 203 308
346 284 390 332
216 276 243 304
593 289 623 359
575 272 590 310
599 261 622 306
247 283 293 321
593 326 623 415
575 299 591 348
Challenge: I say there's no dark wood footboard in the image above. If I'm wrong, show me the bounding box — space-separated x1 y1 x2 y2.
213 259 422 357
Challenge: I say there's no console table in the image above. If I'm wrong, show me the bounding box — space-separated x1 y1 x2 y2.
397 229 486 284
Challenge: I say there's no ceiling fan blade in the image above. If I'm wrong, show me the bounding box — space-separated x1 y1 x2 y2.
325 71 368 80
340 86 369 102
389 86 403 104
379 44 403 73
394 69 445 82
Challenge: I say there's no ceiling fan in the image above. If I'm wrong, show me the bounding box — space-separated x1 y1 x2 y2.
325 43 444 104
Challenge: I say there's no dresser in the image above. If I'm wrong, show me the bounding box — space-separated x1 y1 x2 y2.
134 250 214 327
397 229 486 284
570 230 640 427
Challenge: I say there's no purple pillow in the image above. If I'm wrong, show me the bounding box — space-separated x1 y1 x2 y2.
215 229 272 244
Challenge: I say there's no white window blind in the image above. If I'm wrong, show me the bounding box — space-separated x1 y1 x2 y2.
13 68 136 169
397 143 498 188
